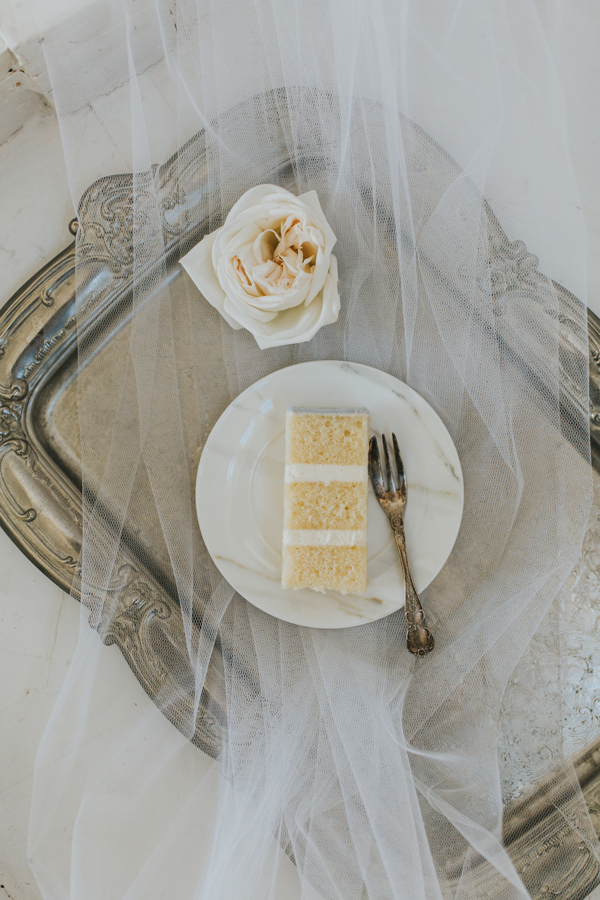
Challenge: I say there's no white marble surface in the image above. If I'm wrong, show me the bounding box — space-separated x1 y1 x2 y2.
197 361 463 628
0 103 74 900
0 529 75 900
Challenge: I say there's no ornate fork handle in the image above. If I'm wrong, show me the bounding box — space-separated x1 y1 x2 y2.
389 511 435 657
369 433 435 657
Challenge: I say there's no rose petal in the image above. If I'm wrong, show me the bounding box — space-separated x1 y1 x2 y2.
217 258 276 315
302 247 329 305
252 259 281 282
180 229 242 329
221 260 262 300
251 297 323 349
296 190 337 250
227 201 313 239
254 229 280 264
222 294 279 328
251 269 312 307
222 184 299 223
218 221 262 260
253 254 340 348
317 254 341 326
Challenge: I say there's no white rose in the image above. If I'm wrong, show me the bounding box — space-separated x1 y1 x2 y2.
180 184 340 349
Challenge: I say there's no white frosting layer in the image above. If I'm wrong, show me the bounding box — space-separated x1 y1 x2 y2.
285 464 367 484
283 529 367 546
288 407 369 416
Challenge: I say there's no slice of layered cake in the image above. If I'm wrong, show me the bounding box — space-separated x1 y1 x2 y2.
282 408 369 594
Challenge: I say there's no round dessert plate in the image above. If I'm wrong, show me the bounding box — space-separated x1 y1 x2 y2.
196 361 463 629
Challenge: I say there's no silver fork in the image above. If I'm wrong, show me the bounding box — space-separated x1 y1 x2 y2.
369 433 435 657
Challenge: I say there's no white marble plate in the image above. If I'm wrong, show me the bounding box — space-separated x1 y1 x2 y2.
196 361 463 628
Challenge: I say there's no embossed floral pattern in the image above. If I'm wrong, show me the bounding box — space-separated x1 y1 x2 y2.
490 239 542 296
0 405 22 445
500 470 600 801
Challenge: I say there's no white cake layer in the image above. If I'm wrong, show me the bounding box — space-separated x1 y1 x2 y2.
283 530 367 546
284 464 367 484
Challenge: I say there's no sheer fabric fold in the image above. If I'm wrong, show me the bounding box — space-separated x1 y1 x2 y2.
29 1 599 897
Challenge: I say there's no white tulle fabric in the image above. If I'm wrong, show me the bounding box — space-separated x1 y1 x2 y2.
28 1 600 898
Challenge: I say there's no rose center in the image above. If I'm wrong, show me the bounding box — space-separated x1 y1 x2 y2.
231 215 322 295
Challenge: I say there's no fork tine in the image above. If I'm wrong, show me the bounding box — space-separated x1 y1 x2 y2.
382 434 396 495
392 433 406 495
368 436 386 498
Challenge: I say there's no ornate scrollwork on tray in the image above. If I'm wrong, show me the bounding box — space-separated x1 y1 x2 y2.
489 238 543 296
0 378 27 401
0 401 25 445
89 563 225 752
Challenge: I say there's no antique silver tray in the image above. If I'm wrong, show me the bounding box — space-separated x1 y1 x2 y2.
2 91 600 897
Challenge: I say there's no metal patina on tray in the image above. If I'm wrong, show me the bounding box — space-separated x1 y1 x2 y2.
2 92 600 897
